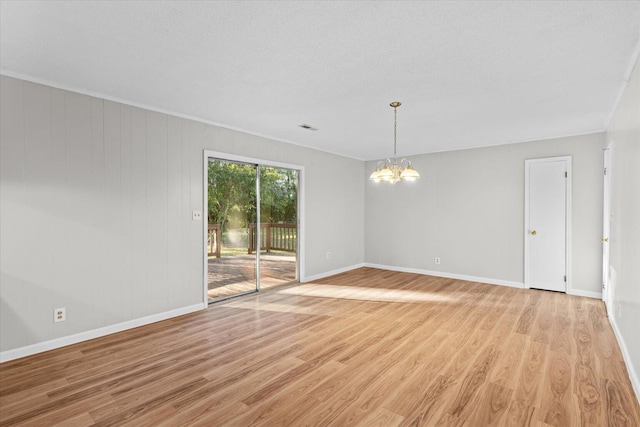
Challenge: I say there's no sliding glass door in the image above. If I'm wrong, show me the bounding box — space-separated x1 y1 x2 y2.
206 158 299 303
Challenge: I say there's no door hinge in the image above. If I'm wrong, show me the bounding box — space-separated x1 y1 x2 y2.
565 171 568 178
604 167 607 175
564 275 567 282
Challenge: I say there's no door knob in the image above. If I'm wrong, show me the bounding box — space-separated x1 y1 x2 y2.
601 237 609 243
530 230 537 236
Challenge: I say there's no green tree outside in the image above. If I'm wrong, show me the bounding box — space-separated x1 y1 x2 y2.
207 161 297 235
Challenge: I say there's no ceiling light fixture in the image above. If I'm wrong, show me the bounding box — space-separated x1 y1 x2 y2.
369 102 420 184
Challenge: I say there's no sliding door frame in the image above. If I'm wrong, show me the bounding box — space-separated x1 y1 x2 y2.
202 150 305 304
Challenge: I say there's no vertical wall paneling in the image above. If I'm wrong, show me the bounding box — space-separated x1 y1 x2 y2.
146 111 169 313
23 82 54 343
180 119 193 307
90 98 106 328
50 88 69 339
189 123 205 304
167 116 183 309
119 105 133 321
130 107 149 317
0 77 27 351
103 101 122 325
65 92 96 335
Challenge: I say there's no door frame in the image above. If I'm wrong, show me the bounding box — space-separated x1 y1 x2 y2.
602 142 613 313
202 150 305 304
524 156 572 292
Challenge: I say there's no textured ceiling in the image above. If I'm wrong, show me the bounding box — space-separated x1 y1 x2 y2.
2 1 639 160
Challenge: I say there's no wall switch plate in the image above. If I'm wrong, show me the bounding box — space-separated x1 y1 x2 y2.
54 307 66 323
192 210 202 220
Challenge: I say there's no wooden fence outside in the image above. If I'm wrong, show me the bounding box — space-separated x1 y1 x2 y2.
207 224 221 258
248 223 297 254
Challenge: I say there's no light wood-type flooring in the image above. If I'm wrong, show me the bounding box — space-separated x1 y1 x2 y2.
1 267 639 426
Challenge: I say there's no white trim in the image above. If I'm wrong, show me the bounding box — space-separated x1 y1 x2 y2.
524 156 572 293
567 289 602 299
0 303 205 363
565 158 574 296
204 150 305 172
609 314 640 405
0 72 608 162
605 38 640 128
203 150 305 298
203 154 210 305
422 130 605 158
364 263 524 288
302 263 366 283
256 167 262 289
304 263 602 297
0 71 365 162
297 169 305 281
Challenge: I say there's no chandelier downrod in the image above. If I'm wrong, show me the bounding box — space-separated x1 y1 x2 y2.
392 101 399 158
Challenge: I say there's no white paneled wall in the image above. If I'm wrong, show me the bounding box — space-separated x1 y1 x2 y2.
1 79 200 354
0 76 365 358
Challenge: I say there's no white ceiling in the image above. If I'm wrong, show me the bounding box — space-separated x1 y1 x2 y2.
2 1 639 161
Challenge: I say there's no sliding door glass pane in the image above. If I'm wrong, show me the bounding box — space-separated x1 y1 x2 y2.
258 166 298 290
207 159 257 301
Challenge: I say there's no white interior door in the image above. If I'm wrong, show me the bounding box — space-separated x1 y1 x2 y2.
602 145 612 311
525 157 570 292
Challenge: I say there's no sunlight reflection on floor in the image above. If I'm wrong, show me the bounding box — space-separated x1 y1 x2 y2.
221 300 318 315
276 284 456 303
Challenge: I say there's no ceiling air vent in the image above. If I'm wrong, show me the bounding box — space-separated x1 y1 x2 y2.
298 124 318 131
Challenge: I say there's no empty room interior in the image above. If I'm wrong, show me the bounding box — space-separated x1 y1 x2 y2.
1 1 640 426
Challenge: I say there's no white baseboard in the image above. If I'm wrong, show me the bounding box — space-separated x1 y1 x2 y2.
567 288 602 299
0 303 206 363
302 263 365 283
608 313 640 405
364 263 525 289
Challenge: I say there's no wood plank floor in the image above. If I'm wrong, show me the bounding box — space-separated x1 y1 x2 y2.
1 267 639 426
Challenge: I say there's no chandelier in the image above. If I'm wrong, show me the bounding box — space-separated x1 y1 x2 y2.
369 102 420 184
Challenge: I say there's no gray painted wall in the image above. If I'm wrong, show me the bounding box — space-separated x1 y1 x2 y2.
365 133 604 294
606 56 640 393
0 76 364 354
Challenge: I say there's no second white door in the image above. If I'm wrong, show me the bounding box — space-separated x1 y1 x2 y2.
525 157 570 292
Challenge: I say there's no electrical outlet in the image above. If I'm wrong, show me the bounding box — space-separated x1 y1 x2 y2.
435 257 441 265
326 251 331 259
192 210 202 220
54 307 66 323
